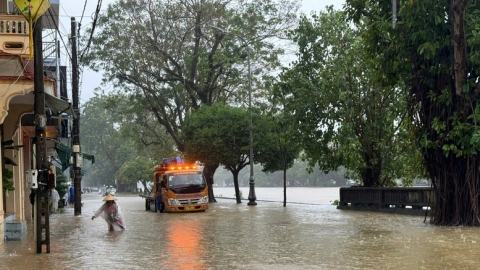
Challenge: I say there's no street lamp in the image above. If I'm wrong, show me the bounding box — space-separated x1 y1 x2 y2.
211 26 256 205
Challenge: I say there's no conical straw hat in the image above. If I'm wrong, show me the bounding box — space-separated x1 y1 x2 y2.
103 194 117 201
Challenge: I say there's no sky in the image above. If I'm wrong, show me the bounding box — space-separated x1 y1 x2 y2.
60 0 345 104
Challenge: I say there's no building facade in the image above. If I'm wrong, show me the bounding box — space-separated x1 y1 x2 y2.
0 0 68 244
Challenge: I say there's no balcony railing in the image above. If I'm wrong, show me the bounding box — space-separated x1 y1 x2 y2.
0 15 28 35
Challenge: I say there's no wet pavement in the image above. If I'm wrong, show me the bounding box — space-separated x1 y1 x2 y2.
1 187 480 269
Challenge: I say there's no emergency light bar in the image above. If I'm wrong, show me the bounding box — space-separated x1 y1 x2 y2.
167 165 197 170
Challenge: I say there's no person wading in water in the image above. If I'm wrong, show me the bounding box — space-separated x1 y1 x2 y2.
91 194 126 231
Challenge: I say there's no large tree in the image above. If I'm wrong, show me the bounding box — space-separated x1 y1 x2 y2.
344 0 480 225
183 103 288 203
83 0 299 191
183 103 252 203
275 7 422 187
102 93 179 161
258 106 301 206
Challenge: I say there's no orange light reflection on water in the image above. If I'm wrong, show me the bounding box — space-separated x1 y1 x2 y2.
162 219 207 270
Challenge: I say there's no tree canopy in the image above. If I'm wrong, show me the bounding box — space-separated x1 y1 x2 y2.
344 0 480 225
83 0 300 184
80 95 139 188
275 7 423 187
183 103 253 203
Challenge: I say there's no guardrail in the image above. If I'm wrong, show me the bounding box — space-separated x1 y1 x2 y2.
337 187 434 215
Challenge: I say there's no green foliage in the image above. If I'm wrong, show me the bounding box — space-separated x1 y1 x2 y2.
183 103 250 168
2 168 14 193
344 0 480 225
55 167 69 199
275 7 423 187
2 140 23 194
80 95 144 188
81 0 300 155
182 103 252 202
182 103 290 201
256 110 301 174
116 157 156 186
344 0 480 160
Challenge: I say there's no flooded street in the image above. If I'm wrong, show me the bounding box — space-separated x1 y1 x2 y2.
1 187 480 269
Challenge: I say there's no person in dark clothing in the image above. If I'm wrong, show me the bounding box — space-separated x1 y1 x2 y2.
69 184 75 206
29 190 35 218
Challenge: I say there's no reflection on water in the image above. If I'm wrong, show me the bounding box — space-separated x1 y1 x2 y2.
1 187 480 269
163 219 207 270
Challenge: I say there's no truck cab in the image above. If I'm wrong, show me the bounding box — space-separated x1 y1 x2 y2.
144 157 209 213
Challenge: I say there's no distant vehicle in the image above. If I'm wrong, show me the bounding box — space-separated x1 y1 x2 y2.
346 179 356 186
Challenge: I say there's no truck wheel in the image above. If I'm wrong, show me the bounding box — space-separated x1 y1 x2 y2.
149 201 156 212
145 199 150 211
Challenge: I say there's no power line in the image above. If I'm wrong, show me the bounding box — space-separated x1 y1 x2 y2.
47 7 73 63
79 0 102 63
79 0 89 29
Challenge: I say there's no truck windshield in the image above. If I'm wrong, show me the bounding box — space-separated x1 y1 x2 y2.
168 172 205 187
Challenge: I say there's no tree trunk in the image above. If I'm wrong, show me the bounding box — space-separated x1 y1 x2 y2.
360 150 382 187
232 170 242 204
203 163 218 203
451 0 467 96
426 0 480 226
428 150 480 225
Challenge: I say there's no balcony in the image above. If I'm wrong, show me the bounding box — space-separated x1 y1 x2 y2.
0 14 29 57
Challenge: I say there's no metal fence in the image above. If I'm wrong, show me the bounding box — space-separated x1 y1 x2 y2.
338 187 435 215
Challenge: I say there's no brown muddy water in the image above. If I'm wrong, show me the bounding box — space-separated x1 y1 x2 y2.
1 187 479 269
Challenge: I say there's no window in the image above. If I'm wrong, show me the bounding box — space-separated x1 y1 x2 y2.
5 42 23 49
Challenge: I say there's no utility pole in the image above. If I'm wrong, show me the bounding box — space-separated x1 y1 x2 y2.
33 16 50 254
71 17 82 216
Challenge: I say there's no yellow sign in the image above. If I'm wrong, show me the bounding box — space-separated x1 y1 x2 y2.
13 0 51 58
14 0 51 22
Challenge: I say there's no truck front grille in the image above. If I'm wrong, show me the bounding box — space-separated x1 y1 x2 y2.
178 199 200 205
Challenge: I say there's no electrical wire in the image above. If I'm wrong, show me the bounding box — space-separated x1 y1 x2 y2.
47 7 73 63
79 0 102 63
79 0 89 31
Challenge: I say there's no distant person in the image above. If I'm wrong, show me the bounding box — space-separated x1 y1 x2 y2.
69 184 75 206
62 192 69 206
50 188 60 213
156 193 164 213
91 194 126 231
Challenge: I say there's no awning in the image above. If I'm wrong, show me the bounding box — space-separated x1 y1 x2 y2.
45 93 76 118
83 153 95 164
55 142 95 171
56 142 71 171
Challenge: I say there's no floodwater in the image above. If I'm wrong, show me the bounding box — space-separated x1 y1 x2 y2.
1 187 480 269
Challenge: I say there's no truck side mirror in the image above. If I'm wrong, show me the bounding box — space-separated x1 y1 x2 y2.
160 181 166 188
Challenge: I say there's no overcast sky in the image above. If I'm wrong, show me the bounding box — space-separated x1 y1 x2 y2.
59 0 345 103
